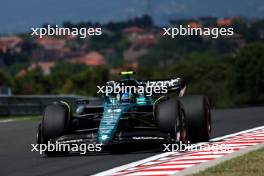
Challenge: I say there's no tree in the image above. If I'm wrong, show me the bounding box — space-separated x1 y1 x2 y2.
0 70 14 87
232 43 264 105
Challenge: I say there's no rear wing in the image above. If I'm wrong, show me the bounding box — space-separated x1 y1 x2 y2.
101 77 186 97
140 78 186 97
141 78 185 90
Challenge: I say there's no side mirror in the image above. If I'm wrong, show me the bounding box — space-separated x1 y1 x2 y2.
76 99 89 105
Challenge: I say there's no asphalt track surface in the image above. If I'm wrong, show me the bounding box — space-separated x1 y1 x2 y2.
1 107 264 176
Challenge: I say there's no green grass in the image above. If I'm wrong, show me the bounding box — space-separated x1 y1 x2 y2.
192 147 264 176
0 115 41 121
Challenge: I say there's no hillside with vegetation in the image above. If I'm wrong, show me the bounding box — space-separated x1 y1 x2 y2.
0 15 264 108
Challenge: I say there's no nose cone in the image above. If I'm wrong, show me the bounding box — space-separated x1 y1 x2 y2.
98 108 123 144
98 134 110 144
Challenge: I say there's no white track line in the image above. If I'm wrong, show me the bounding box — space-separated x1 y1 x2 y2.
124 171 179 176
0 119 15 123
92 152 175 176
92 125 264 176
210 126 264 142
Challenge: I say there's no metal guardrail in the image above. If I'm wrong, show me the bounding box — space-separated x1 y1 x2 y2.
0 95 101 116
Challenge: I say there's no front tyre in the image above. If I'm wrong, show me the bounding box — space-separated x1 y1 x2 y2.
41 103 70 156
155 98 188 143
179 95 212 142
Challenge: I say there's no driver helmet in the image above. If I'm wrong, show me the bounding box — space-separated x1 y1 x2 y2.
121 92 133 103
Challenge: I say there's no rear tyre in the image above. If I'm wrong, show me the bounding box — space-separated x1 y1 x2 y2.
155 98 188 143
41 103 70 156
179 95 211 142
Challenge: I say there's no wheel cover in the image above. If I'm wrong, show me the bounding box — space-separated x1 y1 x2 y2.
176 111 188 144
205 103 212 136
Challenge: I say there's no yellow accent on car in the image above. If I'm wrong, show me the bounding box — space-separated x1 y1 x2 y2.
60 101 71 122
120 71 135 75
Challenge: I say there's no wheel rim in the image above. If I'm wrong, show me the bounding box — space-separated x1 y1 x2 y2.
176 117 180 141
205 103 211 136
180 118 188 144
176 111 188 144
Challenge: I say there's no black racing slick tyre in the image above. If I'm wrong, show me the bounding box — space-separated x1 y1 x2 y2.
155 98 188 143
179 95 212 142
41 104 69 143
40 103 70 156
